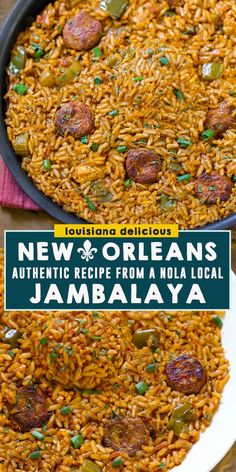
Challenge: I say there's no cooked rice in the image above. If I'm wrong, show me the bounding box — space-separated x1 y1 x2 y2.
0 251 229 471
4 0 236 227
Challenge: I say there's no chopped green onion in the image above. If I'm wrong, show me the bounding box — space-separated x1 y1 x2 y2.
112 457 124 468
201 129 215 140
212 316 223 329
92 312 100 318
90 335 102 341
177 173 191 182
31 430 45 441
43 159 51 171
232 176 236 182
81 389 103 395
91 143 99 152
60 405 72 415
80 328 89 334
159 56 169 66
133 76 143 82
177 137 192 148
94 77 103 84
116 145 128 153
13 83 28 95
146 363 158 373
40 337 48 346
80 136 89 144
29 451 41 460
8 350 15 359
173 88 184 101
71 433 84 448
135 380 149 395
108 109 119 117
93 47 102 58
124 178 132 188
85 196 97 211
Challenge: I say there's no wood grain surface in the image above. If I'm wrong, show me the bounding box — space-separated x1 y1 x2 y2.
0 3 235 469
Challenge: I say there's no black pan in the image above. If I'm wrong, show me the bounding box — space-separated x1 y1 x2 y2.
0 0 235 229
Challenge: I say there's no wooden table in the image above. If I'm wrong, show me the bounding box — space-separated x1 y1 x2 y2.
0 3 236 470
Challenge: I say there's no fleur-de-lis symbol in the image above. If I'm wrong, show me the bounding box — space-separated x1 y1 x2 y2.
77 240 98 262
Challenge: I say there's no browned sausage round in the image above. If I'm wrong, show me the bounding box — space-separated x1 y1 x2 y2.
166 354 206 395
9 386 49 432
194 171 232 205
205 100 236 138
103 416 151 456
63 11 102 51
55 101 95 139
125 149 161 184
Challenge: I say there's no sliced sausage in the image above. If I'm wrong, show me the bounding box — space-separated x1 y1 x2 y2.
166 354 206 395
205 100 236 138
55 101 95 139
194 171 232 205
125 149 161 184
9 386 49 432
103 416 151 456
63 11 102 51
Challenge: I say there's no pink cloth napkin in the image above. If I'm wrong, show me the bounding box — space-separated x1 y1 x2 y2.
0 158 40 211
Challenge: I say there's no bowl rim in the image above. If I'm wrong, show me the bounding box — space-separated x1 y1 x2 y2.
0 0 235 229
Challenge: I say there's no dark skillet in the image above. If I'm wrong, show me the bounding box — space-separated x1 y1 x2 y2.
0 0 235 229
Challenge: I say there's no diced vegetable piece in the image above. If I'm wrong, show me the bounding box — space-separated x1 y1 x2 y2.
159 56 169 66
56 61 81 87
112 457 123 468
94 77 103 84
202 63 224 81
168 403 196 436
108 109 119 117
211 316 223 329
107 53 121 66
13 133 29 157
91 180 113 203
133 76 143 82
177 137 192 148
146 363 158 373
60 405 72 415
39 70 56 88
31 430 45 441
93 47 102 58
13 83 28 95
9 46 27 75
85 196 97 211
201 129 215 140
135 380 149 395
173 89 184 101
40 337 48 346
177 173 191 182
31 43 44 59
80 136 89 144
8 350 15 359
79 459 103 472
43 159 51 171
169 159 182 172
100 0 129 19
1 327 21 348
160 194 177 212
132 329 158 350
124 178 132 188
116 145 128 153
91 143 99 152
164 9 176 17
29 451 41 460
71 433 84 448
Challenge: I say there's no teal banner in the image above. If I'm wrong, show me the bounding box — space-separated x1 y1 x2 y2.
4 230 230 310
